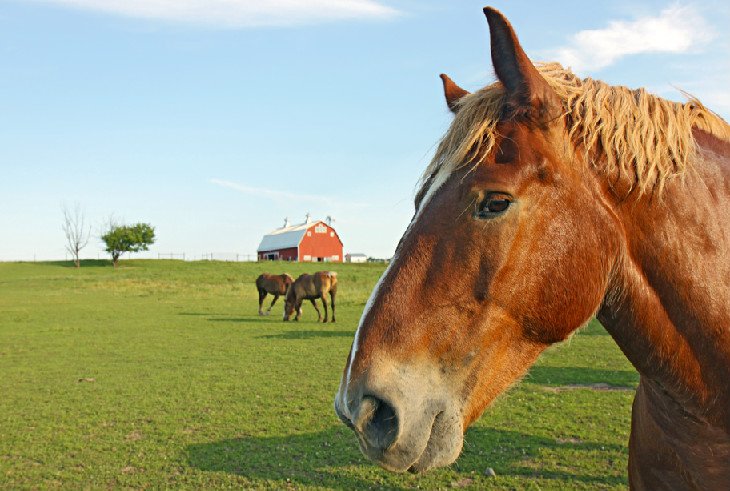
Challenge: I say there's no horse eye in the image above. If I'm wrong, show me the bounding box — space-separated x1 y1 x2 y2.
475 193 513 218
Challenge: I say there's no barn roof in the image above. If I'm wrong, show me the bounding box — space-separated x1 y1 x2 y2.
257 220 317 252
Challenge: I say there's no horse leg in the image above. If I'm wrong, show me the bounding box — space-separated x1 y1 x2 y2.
330 291 336 323
258 289 267 315
267 294 279 315
321 295 329 323
295 300 304 321
310 299 322 321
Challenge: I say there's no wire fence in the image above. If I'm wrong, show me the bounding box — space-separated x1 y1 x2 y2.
156 252 258 262
197 253 257 262
158 252 186 260
10 251 384 263
37 252 261 263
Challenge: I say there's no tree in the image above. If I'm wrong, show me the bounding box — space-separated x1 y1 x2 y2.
61 203 91 268
101 222 156 268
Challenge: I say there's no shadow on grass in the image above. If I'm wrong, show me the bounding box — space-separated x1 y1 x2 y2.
179 312 225 316
32 259 114 268
257 330 354 340
457 426 627 485
576 320 610 336
178 313 349 328
186 426 627 489
526 365 639 388
207 317 282 324
187 427 386 490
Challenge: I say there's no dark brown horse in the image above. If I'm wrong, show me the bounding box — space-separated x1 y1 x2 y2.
284 271 337 322
335 7 730 489
256 273 293 316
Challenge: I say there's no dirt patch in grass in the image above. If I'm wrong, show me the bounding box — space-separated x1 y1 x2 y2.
541 383 634 392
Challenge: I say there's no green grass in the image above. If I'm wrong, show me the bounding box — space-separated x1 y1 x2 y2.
0 260 638 490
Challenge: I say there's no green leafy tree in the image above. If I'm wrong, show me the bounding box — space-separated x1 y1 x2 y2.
101 222 156 268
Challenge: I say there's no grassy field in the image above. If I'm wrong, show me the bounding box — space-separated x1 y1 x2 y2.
0 260 638 490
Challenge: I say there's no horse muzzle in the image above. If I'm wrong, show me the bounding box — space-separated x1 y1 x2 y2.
334 363 464 472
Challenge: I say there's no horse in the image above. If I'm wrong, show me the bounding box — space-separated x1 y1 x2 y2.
334 7 730 489
284 271 337 323
255 273 293 316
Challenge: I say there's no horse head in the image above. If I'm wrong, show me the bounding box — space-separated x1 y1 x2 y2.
334 7 623 472
283 284 297 321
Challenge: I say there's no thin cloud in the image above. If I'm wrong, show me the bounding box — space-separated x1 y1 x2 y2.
545 4 714 73
703 90 730 117
211 178 373 212
34 0 400 27
210 178 335 205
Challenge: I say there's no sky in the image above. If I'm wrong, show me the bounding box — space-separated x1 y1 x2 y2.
1 0 729 261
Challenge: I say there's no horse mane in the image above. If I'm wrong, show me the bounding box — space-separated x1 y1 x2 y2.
423 63 730 195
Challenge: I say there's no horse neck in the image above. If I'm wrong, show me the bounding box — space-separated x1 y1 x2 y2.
597 131 730 429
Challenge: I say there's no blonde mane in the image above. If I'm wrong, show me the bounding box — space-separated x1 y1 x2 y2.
423 63 730 195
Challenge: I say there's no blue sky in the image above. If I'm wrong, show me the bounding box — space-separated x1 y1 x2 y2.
1 0 728 261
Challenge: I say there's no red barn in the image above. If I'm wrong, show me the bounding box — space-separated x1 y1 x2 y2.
257 216 343 262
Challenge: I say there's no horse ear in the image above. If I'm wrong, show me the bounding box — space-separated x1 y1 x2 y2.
439 74 470 113
483 7 559 115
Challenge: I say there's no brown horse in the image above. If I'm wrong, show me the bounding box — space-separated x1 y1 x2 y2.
284 271 337 322
255 273 293 316
335 7 730 489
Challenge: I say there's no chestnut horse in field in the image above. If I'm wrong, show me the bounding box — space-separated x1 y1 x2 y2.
284 271 337 323
335 7 730 489
256 273 293 316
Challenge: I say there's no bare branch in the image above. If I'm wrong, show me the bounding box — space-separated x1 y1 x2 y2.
61 203 91 268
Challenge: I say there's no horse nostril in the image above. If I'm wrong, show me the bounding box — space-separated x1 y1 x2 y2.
355 396 398 451
334 398 355 430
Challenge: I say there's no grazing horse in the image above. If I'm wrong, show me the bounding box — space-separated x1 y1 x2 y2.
334 7 730 489
284 271 337 323
255 273 293 316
